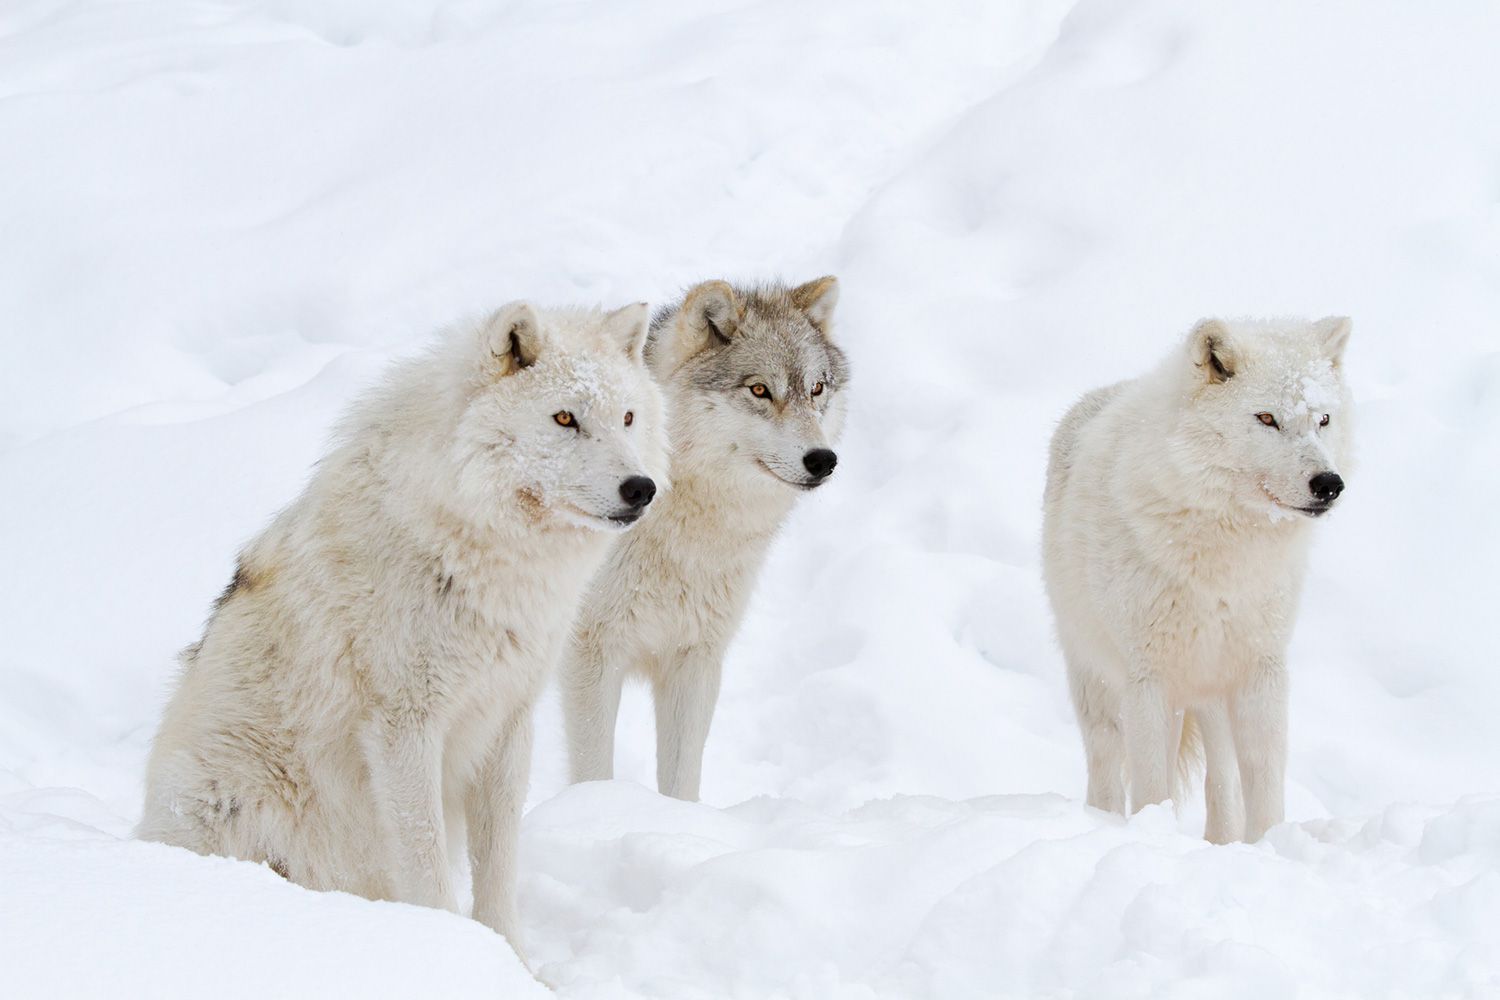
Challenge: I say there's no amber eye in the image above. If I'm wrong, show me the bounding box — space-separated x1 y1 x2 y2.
554 411 575 428
623 411 634 427
1319 413 1330 427
749 383 770 399
1256 412 1279 429
811 381 825 397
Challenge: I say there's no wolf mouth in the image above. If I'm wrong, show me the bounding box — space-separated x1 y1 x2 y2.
1261 486 1331 518
754 459 821 491
559 502 642 531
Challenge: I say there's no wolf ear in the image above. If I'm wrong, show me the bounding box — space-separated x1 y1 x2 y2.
1189 318 1237 384
1314 315 1352 365
480 301 545 379
602 301 651 364
791 275 840 335
684 280 741 345
655 280 742 372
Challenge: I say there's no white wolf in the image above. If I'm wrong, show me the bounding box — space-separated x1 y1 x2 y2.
138 300 669 957
562 277 849 801
1042 316 1353 843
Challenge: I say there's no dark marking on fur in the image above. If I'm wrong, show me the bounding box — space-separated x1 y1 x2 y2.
1207 339 1233 381
508 330 530 370
516 487 546 525
212 564 250 613
268 857 290 880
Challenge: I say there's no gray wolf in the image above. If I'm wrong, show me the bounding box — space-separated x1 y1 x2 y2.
562 277 850 801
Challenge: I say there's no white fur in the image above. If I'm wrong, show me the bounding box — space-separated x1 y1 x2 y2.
1042 315 1353 842
138 300 669 960
563 278 849 801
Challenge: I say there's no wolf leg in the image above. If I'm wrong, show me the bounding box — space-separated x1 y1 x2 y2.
1067 661 1125 814
362 715 455 911
1232 657 1288 841
1199 699 1243 843
1122 670 1174 812
468 708 533 960
562 634 626 784
653 644 723 802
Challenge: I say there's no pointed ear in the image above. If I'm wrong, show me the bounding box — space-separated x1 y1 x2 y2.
655 280 741 372
480 301 545 379
791 275 839 335
1189 318 1236 384
684 280 741 345
602 301 651 364
1314 315 1352 365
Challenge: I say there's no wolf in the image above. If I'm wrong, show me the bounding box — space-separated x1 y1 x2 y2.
138 300 669 958
562 277 849 801
1042 315 1353 843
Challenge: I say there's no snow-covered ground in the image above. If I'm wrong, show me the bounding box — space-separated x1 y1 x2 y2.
3 0 1499 996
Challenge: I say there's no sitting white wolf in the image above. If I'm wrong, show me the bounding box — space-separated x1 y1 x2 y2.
139 301 668 958
1043 316 1353 843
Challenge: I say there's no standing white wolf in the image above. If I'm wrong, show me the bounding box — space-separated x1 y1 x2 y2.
1043 316 1353 843
139 300 668 957
563 277 849 801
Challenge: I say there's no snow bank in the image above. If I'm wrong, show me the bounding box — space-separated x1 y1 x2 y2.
2 0 1498 996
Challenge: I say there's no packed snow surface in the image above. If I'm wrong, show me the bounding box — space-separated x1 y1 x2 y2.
3 1 1499 996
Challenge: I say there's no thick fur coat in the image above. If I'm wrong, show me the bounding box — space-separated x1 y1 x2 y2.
1042 316 1353 842
562 277 850 801
138 301 669 956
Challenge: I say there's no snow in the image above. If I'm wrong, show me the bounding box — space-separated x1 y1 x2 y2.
2 0 1498 996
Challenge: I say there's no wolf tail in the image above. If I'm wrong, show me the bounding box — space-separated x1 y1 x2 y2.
1172 709 1205 804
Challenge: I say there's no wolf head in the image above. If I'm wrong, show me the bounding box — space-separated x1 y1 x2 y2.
1178 315 1353 520
449 301 670 533
647 277 850 494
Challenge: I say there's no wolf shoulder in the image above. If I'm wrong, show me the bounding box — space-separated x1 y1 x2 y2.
1044 380 1134 504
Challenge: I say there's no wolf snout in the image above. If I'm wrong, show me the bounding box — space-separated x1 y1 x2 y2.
802 448 838 481
618 475 658 511
1309 472 1345 503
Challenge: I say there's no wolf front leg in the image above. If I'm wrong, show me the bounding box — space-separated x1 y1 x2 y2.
363 713 456 911
653 643 724 802
1232 657 1288 841
1066 658 1126 814
1198 699 1244 844
1122 669 1175 812
467 708 534 957
562 632 626 784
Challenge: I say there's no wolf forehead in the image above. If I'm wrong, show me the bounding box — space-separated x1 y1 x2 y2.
649 281 850 387
1219 321 1346 402
525 353 641 406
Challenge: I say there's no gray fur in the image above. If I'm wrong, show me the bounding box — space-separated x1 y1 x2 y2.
564 276 850 801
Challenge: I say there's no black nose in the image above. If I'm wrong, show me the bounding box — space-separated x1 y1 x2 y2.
619 476 657 510
1309 472 1344 502
803 449 838 480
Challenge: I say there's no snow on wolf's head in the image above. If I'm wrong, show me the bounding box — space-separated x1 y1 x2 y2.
440 301 669 533
647 277 850 493
1176 315 1354 521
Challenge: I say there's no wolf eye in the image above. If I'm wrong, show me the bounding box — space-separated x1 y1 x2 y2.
623 411 634 427
811 381 825 397
554 411 576 428
1319 413 1330 427
749 383 770 399
1255 412 1279 429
